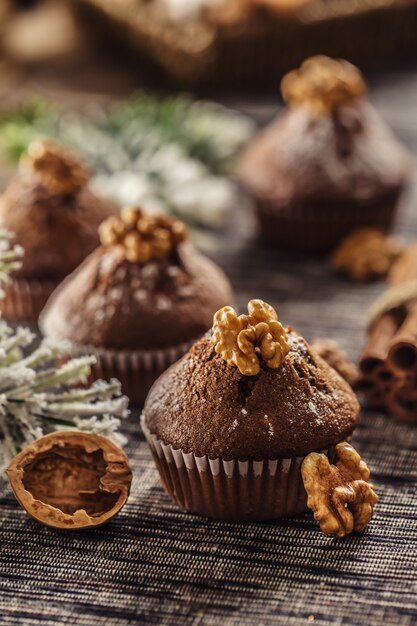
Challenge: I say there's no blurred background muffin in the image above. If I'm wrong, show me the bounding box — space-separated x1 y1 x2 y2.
0 138 116 321
40 207 233 404
240 56 412 254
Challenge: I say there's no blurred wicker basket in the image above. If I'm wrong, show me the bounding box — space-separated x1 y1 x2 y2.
71 0 417 89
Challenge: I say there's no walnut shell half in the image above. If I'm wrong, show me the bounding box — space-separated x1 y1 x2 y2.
7 431 132 530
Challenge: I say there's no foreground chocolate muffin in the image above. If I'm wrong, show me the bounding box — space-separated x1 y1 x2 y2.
40 207 233 404
0 139 116 321
142 299 360 521
240 55 411 254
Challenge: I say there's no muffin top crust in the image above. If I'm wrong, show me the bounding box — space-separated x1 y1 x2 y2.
40 208 233 351
144 300 359 459
240 56 410 206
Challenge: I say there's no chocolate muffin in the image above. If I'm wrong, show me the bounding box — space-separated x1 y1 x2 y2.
142 299 359 521
239 55 411 254
40 207 234 404
0 139 116 321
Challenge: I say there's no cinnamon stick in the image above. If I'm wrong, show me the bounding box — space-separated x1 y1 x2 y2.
383 245 417 375
385 377 417 424
356 364 394 409
388 301 417 374
355 377 384 409
359 312 401 375
359 244 417 419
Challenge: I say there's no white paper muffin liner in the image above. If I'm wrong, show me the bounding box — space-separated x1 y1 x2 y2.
141 415 333 521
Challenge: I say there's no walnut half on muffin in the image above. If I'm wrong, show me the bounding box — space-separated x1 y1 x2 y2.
40 207 234 405
0 139 117 321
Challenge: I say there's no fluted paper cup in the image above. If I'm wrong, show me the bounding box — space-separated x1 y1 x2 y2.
254 193 400 254
42 338 193 406
141 415 333 521
0 277 59 323
90 341 193 405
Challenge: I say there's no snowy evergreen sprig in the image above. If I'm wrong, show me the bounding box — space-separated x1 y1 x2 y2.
0 95 254 229
0 232 128 475
0 329 129 474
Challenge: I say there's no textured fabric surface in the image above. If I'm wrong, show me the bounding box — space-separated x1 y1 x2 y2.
1 73 417 625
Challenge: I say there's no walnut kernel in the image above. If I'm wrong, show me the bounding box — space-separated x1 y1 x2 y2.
301 442 378 537
330 228 404 281
281 55 366 114
212 299 290 376
7 431 132 530
98 206 187 264
20 139 90 195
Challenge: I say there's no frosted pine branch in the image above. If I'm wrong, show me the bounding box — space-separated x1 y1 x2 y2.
0 230 129 475
0 333 129 474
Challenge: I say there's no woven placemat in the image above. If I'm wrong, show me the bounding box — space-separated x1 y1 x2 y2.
1 72 417 625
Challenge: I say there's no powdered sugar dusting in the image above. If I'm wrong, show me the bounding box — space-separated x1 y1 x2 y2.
156 294 172 311
134 289 148 303
247 102 409 203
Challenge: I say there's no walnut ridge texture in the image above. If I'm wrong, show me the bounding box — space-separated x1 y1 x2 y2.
99 206 187 264
311 339 359 387
20 139 90 195
281 55 366 114
301 442 378 537
212 299 290 375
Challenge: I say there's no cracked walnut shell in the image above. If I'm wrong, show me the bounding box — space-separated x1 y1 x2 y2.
301 442 378 537
7 431 132 530
281 55 366 114
99 206 187 264
20 139 90 196
212 299 290 376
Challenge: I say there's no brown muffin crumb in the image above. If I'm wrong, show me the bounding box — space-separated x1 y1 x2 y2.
41 240 233 351
144 331 359 459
